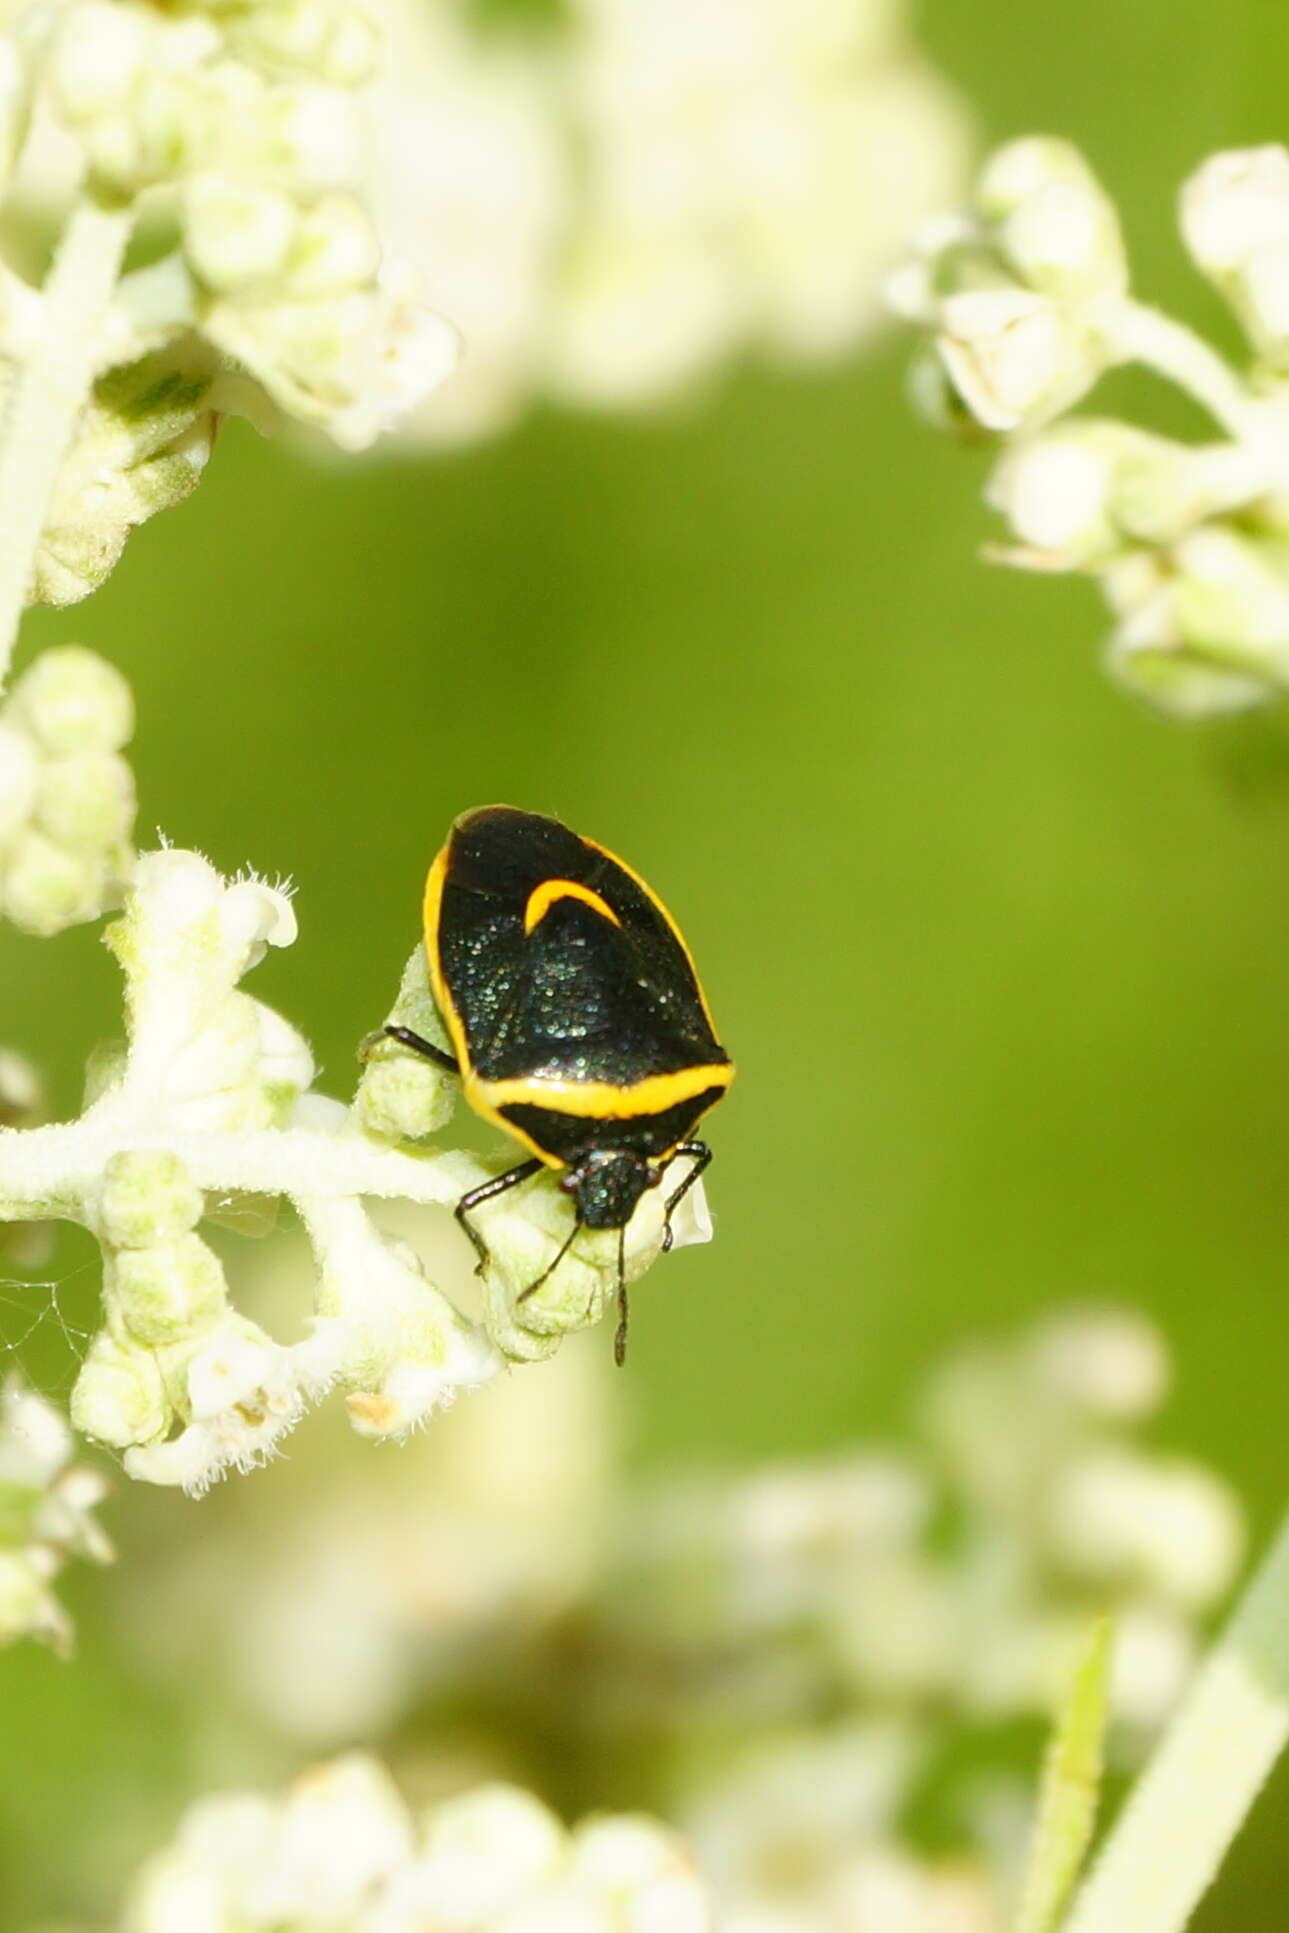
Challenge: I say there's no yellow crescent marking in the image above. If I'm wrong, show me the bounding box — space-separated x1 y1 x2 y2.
523 877 621 934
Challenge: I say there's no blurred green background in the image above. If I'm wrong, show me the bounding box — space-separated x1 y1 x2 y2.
4 0 1289 1922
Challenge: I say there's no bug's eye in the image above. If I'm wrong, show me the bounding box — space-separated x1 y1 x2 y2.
558 1172 579 1194
645 1166 664 1189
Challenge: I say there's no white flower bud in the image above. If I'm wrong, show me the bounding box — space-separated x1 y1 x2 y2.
8 644 133 755
1048 1446 1244 1606
414 1784 565 1922
221 0 381 86
33 751 134 853
97 1149 204 1248
1170 525 1289 678
245 1755 413 1924
286 192 379 295
0 1375 72 1489
1026 1309 1169 1421
987 428 1119 562
569 1814 710 1929
183 171 298 292
980 140 1124 286
1181 146 1289 271
49 2 156 124
1182 146 1289 363
936 287 1102 433
0 1549 68 1652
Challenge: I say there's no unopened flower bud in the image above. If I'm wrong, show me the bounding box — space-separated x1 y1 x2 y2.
71 1330 170 1448
97 1149 204 1248
183 172 297 292
33 752 134 853
108 1236 229 1345
1 830 107 936
1182 147 1289 364
8 645 133 756
286 193 380 296
224 0 381 86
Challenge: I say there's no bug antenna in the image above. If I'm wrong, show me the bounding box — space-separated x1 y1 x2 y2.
614 1224 629 1366
517 1214 582 1304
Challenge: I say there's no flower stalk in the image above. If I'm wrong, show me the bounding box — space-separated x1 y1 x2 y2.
1062 1507 1289 1933
0 191 133 682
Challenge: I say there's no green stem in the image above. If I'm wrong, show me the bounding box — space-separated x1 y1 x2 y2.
1062 1510 1289 1933
0 192 133 689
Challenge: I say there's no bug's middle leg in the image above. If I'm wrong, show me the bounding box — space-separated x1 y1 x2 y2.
660 1141 712 1251
455 1158 543 1272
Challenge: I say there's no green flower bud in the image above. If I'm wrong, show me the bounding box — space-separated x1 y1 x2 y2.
33 752 135 853
8 645 134 756
1 829 108 936
71 1330 170 1448
354 947 456 1142
97 1150 204 1249
107 1235 229 1346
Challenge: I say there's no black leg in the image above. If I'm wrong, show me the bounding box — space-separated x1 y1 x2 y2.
381 1024 458 1074
517 1213 582 1303
456 1158 542 1272
660 1142 711 1252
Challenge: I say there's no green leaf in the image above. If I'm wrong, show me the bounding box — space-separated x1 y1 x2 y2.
1015 1617 1114 1933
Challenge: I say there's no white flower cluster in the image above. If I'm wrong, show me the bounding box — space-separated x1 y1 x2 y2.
893 137 1289 716
0 643 134 934
43 0 457 450
367 0 972 440
109 1308 1242 1933
0 0 456 655
0 844 709 1501
598 1311 1240 1754
0 1372 112 1653
114 1753 712 1933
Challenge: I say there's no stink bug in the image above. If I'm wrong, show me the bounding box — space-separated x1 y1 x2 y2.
386 805 734 1362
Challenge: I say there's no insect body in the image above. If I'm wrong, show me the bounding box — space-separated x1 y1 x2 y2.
386 805 733 1360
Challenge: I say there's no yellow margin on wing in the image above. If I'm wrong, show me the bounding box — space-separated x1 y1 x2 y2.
473 1061 734 1120
584 833 722 1037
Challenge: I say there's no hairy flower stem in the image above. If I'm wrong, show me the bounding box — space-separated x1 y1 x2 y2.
1063 1508 1289 1933
0 1120 489 1224
0 192 133 687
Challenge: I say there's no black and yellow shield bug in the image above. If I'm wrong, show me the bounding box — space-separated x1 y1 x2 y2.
385 805 734 1362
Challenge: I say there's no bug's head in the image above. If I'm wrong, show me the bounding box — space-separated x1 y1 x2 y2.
562 1149 658 1229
